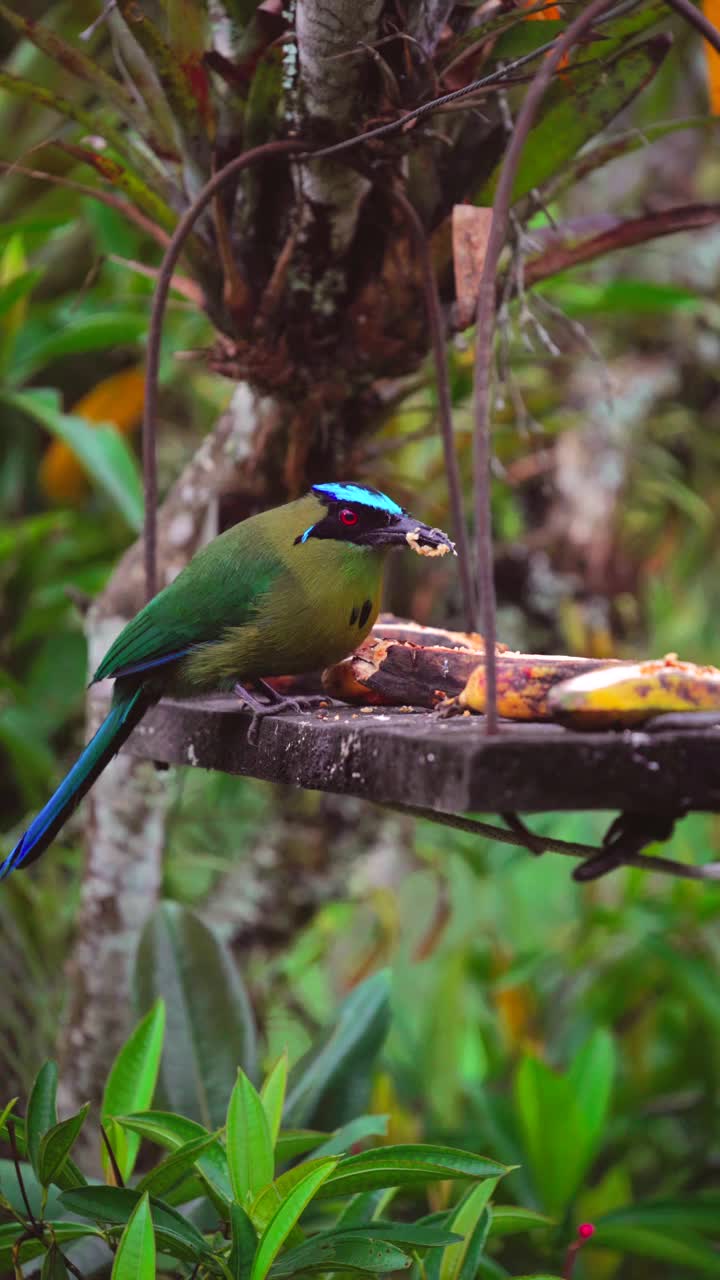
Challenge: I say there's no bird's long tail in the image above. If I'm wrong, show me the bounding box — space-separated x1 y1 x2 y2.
1 683 151 880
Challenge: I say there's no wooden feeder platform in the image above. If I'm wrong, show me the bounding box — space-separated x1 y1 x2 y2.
115 695 720 816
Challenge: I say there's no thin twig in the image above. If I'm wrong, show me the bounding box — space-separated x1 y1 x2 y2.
471 0 624 738
379 802 720 882
7 1121 41 1234
100 1124 125 1188
665 0 720 53
142 139 307 599
389 188 476 629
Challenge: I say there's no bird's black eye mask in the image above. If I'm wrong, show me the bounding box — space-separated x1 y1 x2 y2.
294 500 395 547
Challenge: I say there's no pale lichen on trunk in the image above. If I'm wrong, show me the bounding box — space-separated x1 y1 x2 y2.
293 0 383 265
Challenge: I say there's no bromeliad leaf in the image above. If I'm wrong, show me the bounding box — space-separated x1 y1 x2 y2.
102 1000 166 1181
477 38 670 204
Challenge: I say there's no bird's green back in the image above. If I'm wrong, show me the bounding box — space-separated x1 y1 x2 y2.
94 493 388 691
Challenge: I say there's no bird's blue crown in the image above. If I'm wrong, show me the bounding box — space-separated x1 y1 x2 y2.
312 482 403 516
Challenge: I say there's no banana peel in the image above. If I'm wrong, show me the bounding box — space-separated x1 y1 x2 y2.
449 654 623 720
547 653 720 728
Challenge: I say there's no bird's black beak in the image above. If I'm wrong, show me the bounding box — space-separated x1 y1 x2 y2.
359 512 456 557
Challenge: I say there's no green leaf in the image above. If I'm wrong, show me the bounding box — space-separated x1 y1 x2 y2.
477 38 669 204
116 1110 232 1208
135 1129 223 1198
26 1060 58 1178
271 1234 413 1276
285 971 391 1129
0 268 42 319
134 903 257 1130
228 1070 275 1205
250 1159 339 1280
317 1146 509 1199
489 1206 554 1237
111 1192 155 1280
59 1185 209 1265
597 1196 720 1234
313 1115 389 1158
261 1053 288 1148
102 1000 166 1181
229 1203 258 1280
37 1104 90 1189
2 389 144 531
590 1224 720 1273
13 312 148 382
0 1224 102 1276
440 1180 499 1280
514 1031 614 1216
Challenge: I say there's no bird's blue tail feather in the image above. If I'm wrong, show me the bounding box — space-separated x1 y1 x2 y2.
1 686 147 881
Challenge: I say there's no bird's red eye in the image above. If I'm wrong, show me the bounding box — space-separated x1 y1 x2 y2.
340 508 358 526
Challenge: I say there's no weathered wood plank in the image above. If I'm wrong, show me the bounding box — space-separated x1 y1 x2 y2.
98 691 720 814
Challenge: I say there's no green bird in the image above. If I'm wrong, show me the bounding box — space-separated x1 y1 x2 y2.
1 482 453 879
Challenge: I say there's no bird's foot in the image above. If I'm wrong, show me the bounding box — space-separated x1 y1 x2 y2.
234 682 340 745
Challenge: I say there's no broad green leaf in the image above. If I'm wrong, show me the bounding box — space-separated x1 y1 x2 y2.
590 1224 720 1273
540 279 703 316
229 1203 258 1280
251 1156 332 1233
59 1185 209 1264
26 1060 58 1178
249 1159 339 1280
228 1070 275 1205
2 389 144 531
261 1053 288 1148
477 38 669 204
285 971 391 1129
271 1234 412 1276
567 1030 615 1188
317 1146 509 1199
116 1110 232 1207
514 1034 612 1217
489 1206 554 1237
112 1191 155 1280
440 1180 499 1280
37 1104 89 1189
458 1209 492 1280
134 903 257 1130
135 1130 222 1198
102 1000 166 1181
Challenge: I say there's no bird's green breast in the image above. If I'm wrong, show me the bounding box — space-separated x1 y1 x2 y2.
175 499 386 689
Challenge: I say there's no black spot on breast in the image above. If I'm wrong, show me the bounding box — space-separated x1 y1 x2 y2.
358 599 372 629
349 605 359 626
